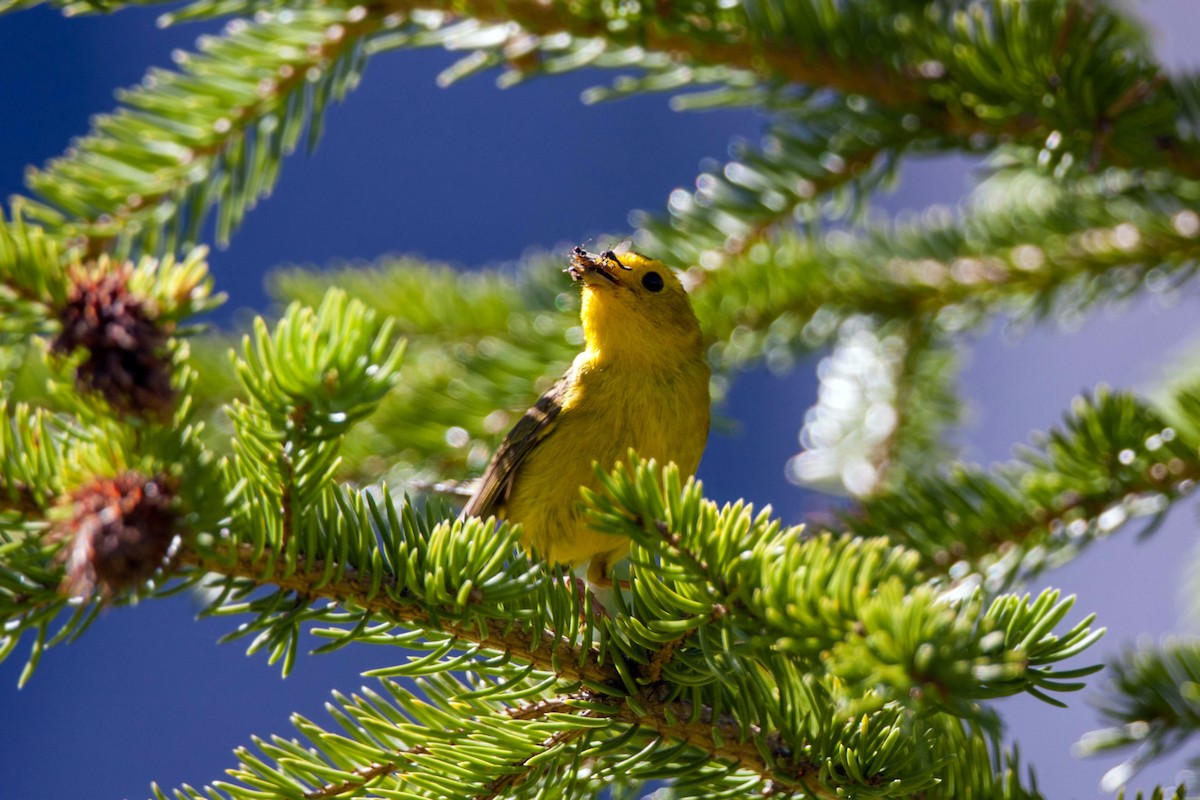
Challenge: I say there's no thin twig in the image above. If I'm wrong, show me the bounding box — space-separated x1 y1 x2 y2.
618 697 833 799
305 754 414 799
475 723 594 800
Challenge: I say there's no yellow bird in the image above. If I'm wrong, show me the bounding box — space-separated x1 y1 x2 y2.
463 246 710 584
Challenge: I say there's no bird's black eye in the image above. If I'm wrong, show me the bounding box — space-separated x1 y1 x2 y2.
642 271 664 292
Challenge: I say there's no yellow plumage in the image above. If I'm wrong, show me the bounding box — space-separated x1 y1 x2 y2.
463 247 710 583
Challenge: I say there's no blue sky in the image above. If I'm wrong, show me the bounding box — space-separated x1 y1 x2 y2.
2 3 1200 798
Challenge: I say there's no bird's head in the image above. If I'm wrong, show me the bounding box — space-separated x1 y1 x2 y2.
567 246 704 370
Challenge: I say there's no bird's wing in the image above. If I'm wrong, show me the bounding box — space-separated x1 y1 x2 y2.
461 375 568 519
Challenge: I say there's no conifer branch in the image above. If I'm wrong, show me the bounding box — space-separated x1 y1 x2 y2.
11 0 1197 279
1078 638 1200 791
1 0 1166 186
844 387 1200 584
332 688 829 800
693 177 1200 367
208 676 839 799
20 7 378 254
163 462 1086 797
303 754 407 799
588 462 1104 722
369 690 832 799
635 117 901 269
615 695 831 799
179 541 618 685
0 209 74 340
299 696 587 799
476 723 593 800
370 0 1195 179
379 0 1185 176
401 0 919 105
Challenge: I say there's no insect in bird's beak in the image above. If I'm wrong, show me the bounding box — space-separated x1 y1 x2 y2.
566 246 628 284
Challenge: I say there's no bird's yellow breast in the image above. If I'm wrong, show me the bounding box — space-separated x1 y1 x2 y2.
504 349 710 579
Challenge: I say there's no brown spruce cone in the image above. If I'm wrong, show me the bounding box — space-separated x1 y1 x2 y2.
51 472 177 599
51 264 174 417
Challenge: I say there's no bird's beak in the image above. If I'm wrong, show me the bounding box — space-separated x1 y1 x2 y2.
566 247 626 285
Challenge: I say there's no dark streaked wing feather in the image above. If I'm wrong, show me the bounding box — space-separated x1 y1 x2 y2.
461 376 567 519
